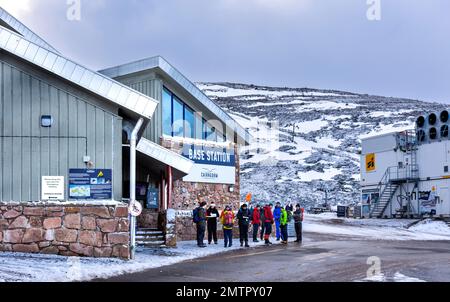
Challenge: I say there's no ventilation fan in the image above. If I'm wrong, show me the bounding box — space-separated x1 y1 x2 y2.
441 110 449 123
417 129 426 142
429 113 437 126
441 125 449 138
416 116 425 128
429 127 438 140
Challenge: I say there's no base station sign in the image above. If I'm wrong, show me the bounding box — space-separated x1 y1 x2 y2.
182 144 235 185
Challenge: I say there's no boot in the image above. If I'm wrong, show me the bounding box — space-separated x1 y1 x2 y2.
240 242 244 247
245 241 250 248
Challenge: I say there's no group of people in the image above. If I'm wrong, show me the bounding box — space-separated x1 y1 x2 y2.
193 201 304 248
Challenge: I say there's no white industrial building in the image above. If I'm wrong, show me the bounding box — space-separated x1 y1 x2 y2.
360 110 450 218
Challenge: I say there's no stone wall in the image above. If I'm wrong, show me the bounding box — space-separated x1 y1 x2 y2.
161 138 241 242
0 202 130 259
137 209 160 229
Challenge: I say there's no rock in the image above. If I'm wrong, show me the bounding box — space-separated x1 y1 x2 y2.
3 210 21 219
117 219 129 232
55 229 78 243
43 217 62 229
23 207 45 216
114 206 128 217
3 229 24 243
0 219 8 231
64 214 81 229
82 217 97 230
29 216 43 228
60 251 79 257
22 228 45 243
58 246 68 251
41 246 59 254
9 216 29 229
38 241 51 248
45 229 55 241
64 207 80 214
108 233 129 245
0 243 12 252
97 219 117 233
94 247 112 258
12 244 39 253
79 231 102 247
69 243 94 257
81 207 111 218
112 245 129 259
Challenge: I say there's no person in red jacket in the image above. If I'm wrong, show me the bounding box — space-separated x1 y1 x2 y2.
251 204 261 242
263 203 274 245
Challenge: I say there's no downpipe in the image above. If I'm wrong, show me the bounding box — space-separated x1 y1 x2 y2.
130 117 144 260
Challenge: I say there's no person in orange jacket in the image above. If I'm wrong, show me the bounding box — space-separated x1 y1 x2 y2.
220 205 235 248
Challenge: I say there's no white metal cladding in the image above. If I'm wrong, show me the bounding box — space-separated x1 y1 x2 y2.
137 138 194 175
0 6 59 53
0 26 159 119
99 56 251 144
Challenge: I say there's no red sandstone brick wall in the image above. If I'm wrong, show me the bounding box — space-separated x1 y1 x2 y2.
0 203 130 259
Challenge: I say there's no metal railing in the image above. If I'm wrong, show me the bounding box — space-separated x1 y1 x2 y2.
382 165 419 183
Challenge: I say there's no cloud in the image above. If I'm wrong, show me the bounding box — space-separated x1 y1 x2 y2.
0 0 32 18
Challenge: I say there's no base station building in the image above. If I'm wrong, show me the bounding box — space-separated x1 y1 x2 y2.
0 7 250 258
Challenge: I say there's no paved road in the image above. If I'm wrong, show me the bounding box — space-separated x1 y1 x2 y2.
98 233 450 282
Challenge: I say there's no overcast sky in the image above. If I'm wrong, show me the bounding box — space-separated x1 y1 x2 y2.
1 0 450 103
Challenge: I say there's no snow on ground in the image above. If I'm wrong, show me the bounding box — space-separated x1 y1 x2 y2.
197 84 344 99
298 101 360 111
360 123 414 139
304 213 450 241
297 167 342 181
0 240 280 282
292 119 329 134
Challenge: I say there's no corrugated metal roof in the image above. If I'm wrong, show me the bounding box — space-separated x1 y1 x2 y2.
0 6 59 53
99 56 252 144
137 137 194 175
0 26 158 119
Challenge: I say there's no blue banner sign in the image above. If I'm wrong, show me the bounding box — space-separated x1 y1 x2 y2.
182 144 235 167
69 169 112 200
146 188 159 209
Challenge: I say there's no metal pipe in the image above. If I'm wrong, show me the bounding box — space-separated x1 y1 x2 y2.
129 117 144 260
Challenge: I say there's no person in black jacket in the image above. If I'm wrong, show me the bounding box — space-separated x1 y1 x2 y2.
193 201 207 248
206 202 220 244
293 204 304 243
237 203 251 247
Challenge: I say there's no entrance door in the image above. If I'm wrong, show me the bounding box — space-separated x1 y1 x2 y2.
439 186 449 216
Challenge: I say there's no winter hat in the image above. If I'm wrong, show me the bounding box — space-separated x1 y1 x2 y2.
296 204 301 208
200 201 207 207
210 202 216 207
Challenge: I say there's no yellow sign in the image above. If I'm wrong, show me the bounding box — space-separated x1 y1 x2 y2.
366 153 376 172
97 171 104 178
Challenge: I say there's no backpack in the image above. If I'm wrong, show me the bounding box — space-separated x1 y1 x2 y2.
193 208 200 223
287 211 293 223
223 211 233 226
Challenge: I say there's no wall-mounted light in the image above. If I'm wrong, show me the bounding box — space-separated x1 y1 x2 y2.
229 186 235 193
41 115 53 127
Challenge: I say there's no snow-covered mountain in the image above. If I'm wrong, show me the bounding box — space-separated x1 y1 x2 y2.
197 82 447 207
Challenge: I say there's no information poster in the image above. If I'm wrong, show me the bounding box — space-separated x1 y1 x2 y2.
69 169 112 200
42 176 65 201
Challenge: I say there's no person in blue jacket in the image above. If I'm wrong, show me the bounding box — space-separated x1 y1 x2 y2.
273 202 282 241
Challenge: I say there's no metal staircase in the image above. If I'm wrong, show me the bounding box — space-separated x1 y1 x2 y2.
136 228 166 247
370 130 420 218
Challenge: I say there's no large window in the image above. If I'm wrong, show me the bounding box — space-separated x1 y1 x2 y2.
173 96 184 137
162 87 225 142
185 107 195 138
162 88 172 136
